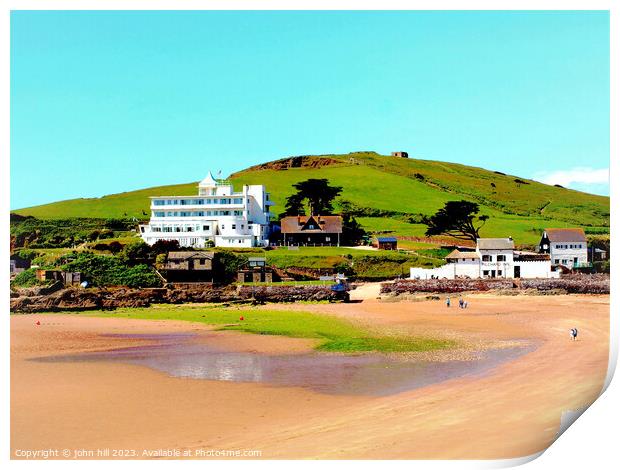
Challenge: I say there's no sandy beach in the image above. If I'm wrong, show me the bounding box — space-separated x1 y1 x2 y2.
11 294 609 459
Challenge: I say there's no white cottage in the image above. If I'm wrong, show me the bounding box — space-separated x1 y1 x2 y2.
139 172 274 248
538 228 588 269
410 237 559 280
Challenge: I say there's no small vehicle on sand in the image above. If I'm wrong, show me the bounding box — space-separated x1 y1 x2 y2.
330 277 351 303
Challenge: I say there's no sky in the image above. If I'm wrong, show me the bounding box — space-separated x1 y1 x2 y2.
10 10 610 209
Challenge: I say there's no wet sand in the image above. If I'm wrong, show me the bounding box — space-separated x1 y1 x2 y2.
11 294 609 459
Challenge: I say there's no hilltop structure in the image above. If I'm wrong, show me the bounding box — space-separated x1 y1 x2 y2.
139 172 273 248
280 215 343 246
410 237 559 280
538 228 589 269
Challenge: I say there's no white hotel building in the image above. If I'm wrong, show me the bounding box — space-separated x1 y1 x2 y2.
139 172 273 248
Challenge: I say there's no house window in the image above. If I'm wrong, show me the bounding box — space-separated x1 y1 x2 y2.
203 225 209 231
482 255 492 262
326 236 330 242
562 259 568 264
483 270 489 276
498 270 503 276
199 259 205 265
308 224 315 229
497 255 506 262
232 224 236 229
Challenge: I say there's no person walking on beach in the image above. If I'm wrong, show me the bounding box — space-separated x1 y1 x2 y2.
463 300 468 309
446 297 451 308
570 328 578 341
458 297 464 309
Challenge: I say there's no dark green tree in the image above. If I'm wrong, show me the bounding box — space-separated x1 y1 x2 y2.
422 200 489 243
341 213 367 246
282 179 343 216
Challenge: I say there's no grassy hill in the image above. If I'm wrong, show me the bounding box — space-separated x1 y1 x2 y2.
13 151 609 245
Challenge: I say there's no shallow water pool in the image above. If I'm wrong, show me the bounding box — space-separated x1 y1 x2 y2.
32 333 534 396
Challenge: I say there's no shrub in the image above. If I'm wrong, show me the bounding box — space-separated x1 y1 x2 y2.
152 239 181 254
107 241 124 254
213 251 248 284
119 240 153 266
61 253 161 287
11 268 42 287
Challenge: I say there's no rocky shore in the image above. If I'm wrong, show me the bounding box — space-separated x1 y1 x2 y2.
381 274 610 296
10 284 344 313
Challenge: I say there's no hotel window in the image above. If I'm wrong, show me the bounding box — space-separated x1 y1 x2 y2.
154 212 165 217
203 225 209 231
154 200 165 206
221 225 225 230
233 198 243 204
498 270 503 276
482 255 492 262
483 270 489 276
232 224 236 229
497 255 506 262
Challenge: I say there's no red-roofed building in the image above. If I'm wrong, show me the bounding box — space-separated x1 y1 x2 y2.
280 215 343 246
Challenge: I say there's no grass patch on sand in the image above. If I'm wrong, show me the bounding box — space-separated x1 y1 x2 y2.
69 305 455 353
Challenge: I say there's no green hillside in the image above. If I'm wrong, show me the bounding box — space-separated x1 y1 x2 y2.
13 151 609 245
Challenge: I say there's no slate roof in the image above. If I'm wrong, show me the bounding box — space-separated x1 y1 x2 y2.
280 215 343 234
544 228 587 243
167 251 215 260
476 238 515 250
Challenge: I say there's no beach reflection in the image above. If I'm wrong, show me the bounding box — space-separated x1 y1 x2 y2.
32 333 533 396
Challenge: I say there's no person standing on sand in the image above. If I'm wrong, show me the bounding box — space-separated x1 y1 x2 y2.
458 298 464 309
570 328 578 341
446 297 451 308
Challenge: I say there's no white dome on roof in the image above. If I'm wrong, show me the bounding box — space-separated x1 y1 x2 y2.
199 171 218 187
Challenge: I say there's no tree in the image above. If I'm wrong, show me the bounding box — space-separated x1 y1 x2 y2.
422 200 489 243
281 179 342 217
341 213 367 246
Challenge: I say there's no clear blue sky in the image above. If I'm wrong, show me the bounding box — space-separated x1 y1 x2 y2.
10 10 610 209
